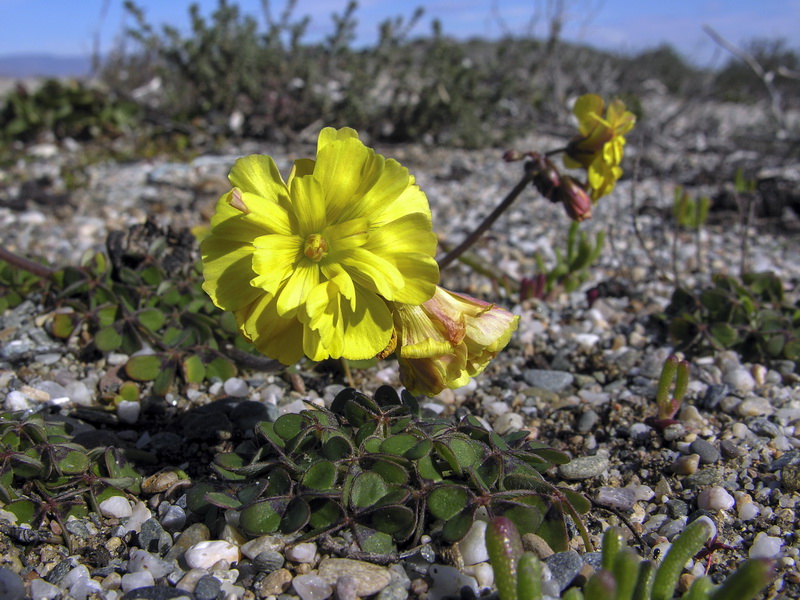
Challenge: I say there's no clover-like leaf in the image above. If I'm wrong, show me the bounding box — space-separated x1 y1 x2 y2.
370 505 415 539
239 499 286 535
273 414 303 441
136 307 165 332
428 485 470 521
205 355 236 380
280 497 311 534
182 354 206 384
354 524 395 555
710 323 739 347
350 471 388 509
302 460 337 491
442 510 475 543
125 355 163 381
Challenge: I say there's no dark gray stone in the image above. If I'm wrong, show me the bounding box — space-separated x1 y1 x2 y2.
253 551 285 573
545 551 583 591
193 575 221 600
230 400 271 431
700 384 729 409
122 586 195 600
139 518 173 555
690 439 720 464
747 418 780 438
666 499 689 518
683 468 723 488
720 439 747 460
0 567 26 600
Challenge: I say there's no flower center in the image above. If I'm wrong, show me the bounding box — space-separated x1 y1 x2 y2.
304 233 329 262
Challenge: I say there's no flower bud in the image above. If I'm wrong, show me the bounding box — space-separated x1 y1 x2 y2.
558 176 593 222
531 154 562 201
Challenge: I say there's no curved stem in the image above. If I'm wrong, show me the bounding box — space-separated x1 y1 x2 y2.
438 164 537 270
0 245 55 279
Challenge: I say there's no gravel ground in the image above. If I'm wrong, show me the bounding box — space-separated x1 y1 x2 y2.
0 105 799 600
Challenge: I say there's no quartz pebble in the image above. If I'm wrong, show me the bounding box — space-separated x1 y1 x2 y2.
317 558 391 597
697 486 735 511
0 567 25 600
121 571 155 592
458 520 489 566
557 454 609 480
285 542 317 564
184 540 241 570
749 532 784 559
99 496 132 519
293 574 333 600
427 565 479 600
223 377 249 397
723 368 756 393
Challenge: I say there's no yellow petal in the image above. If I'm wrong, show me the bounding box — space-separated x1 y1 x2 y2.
339 248 405 300
228 155 289 201
276 260 320 317
201 237 261 311
251 234 302 295
325 217 369 252
290 174 327 236
239 293 304 364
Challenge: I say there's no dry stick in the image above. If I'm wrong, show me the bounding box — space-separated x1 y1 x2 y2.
437 164 536 270
703 25 787 135
0 246 55 280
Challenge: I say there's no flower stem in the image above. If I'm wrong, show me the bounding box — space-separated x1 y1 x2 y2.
437 164 536 270
0 245 55 279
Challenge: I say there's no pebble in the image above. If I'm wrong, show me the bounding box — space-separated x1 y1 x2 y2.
139 518 172 555
493 412 524 435
577 410 599 433
737 397 774 418
317 558 391 597
165 523 211 563
184 540 241 570
258 568 292 596
0 567 25 600
723 368 756 393
285 542 317 564
545 551 583 591
241 535 285 559
458 520 489 566
689 439 720 464
557 454 609 480
223 377 249 397
252 550 285 573
427 565 478 600
720 439 746 459
117 400 141 424
293 574 333 600
158 504 187 532
193 575 222 600
672 454 700 475
127 549 175 579
99 496 133 519
121 571 156 593
29 578 61 600
697 486 735 511
523 369 574 393
335 575 359 600
749 532 784 559
595 486 637 510
738 502 760 521
124 502 153 535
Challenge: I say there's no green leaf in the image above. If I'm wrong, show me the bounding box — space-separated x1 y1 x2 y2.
182 354 206 384
95 326 123 352
239 499 285 535
350 472 388 509
53 445 91 474
302 460 337 491
9 452 45 478
125 355 163 381
370 505 415 539
404 439 433 460
280 497 310 534
152 363 176 395
5 499 36 525
442 510 475 543
323 435 354 460
308 498 343 529
710 323 739 348
51 312 75 338
273 413 303 441
380 434 418 456
205 492 243 510
353 524 395 555
137 307 165 332
205 355 236 380
364 457 409 485
428 485 469 521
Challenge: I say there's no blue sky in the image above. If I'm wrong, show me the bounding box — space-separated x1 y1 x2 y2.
1 0 798 66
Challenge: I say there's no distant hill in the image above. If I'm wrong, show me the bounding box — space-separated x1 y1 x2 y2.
0 54 94 78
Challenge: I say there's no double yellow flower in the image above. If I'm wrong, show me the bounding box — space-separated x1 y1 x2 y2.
201 127 518 396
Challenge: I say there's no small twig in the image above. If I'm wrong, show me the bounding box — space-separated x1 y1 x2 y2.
0 245 56 280
438 164 536 269
628 149 671 284
703 25 787 134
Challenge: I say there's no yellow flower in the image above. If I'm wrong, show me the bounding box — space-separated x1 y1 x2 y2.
201 127 440 364
564 94 635 200
392 287 519 396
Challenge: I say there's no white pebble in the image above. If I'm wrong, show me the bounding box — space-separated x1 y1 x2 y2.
469 562 494 589
292 574 333 600
224 377 249 397
697 486 735 511
128 549 175 579
185 540 241 570
66 381 92 405
749 532 784 558
459 520 489 566
30 578 61 600
123 501 152 534
121 571 155 592
99 496 132 519
4 390 31 411
117 400 140 424
493 412 524 436
723 368 756 393
573 333 600 350
285 542 317 564
738 502 760 521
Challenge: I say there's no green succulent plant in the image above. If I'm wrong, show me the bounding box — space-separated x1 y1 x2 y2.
0 410 142 553
672 187 711 230
186 386 591 556
666 271 799 368
645 354 690 431
523 222 605 301
486 516 774 600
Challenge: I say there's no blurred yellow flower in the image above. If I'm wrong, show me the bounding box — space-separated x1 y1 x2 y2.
564 94 635 200
201 127 439 364
392 287 519 396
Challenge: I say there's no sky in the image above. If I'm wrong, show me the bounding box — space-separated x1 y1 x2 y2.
0 0 798 68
